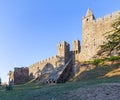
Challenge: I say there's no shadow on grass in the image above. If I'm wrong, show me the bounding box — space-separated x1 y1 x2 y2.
74 61 120 82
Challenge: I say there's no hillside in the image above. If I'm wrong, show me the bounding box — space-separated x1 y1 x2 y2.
0 58 120 100
72 57 120 82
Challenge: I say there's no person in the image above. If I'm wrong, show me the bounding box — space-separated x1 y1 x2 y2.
6 79 14 91
10 79 14 90
0 77 1 86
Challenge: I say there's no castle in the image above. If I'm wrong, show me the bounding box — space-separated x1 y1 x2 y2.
9 8 120 84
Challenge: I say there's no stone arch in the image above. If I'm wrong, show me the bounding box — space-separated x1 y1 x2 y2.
41 63 54 74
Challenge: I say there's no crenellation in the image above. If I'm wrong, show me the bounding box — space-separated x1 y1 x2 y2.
112 11 120 17
57 42 61 47
72 40 80 53
96 18 103 22
103 14 111 20
94 11 120 24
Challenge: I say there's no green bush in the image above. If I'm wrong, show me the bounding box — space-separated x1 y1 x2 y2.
84 61 93 64
85 56 120 65
107 56 120 61
92 59 104 65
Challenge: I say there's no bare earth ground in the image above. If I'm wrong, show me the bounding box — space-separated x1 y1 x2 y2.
62 83 120 100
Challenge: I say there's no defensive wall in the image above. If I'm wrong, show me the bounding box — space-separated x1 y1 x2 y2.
8 9 120 84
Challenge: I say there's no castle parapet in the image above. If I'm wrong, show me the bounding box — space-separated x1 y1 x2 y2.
96 18 103 22
112 11 120 17
95 11 120 23
103 14 111 20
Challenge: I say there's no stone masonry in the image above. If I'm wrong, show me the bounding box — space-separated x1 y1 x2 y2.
8 8 120 84
78 8 120 61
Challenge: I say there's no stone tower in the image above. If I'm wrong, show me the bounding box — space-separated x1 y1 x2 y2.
72 40 81 66
80 8 120 61
57 41 70 65
14 67 29 84
84 8 95 21
72 40 81 53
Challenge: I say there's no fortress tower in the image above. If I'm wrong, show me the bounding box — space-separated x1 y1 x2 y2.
80 8 120 61
72 40 81 53
14 67 29 84
72 40 81 66
57 41 70 65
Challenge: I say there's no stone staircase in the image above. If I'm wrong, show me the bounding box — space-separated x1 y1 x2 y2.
46 58 73 83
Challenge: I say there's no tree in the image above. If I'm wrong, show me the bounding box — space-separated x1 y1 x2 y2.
98 16 120 57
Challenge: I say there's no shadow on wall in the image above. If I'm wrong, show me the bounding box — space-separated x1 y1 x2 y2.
57 56 65 66
37 63 55 83
41 63 54 74
30 55 74 84
29 63 55 80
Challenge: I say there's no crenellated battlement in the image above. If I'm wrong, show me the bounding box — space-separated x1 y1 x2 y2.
112 11 120 17
96 11 120 22
72 40 81 53
96 18 103 22
36 55 58 65
29 55 59 78
57 41 69 49
84 11 120 23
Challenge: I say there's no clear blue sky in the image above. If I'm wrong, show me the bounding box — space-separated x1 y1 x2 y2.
0 0 120 82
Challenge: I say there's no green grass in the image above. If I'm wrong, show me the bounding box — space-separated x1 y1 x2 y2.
0 77 120 100
74 58 120 82
107 56 120 61
0 57 120 100
84 56 120 65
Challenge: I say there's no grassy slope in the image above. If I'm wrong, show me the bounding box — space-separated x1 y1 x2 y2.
0 78 120 100
74 59 120 81
0 59 120 100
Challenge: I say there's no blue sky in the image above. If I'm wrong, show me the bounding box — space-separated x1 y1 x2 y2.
0 0 120 82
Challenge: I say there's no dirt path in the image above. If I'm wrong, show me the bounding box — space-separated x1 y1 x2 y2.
63 83 120 100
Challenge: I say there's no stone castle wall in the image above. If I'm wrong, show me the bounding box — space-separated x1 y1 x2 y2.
8 9 120 84
29 55 58 78
29 41 70 79
79 9 120 61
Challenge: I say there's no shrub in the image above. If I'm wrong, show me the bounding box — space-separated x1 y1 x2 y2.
92 59 104 65
107 56 120 61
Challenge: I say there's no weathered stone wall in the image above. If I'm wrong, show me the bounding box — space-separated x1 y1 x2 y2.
8 71 14 82
57 41 70 64
79 9 120 61
14 67 29 84
29 41 70 79
29 55 58 78
72 40 81 53
72 40 81 62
